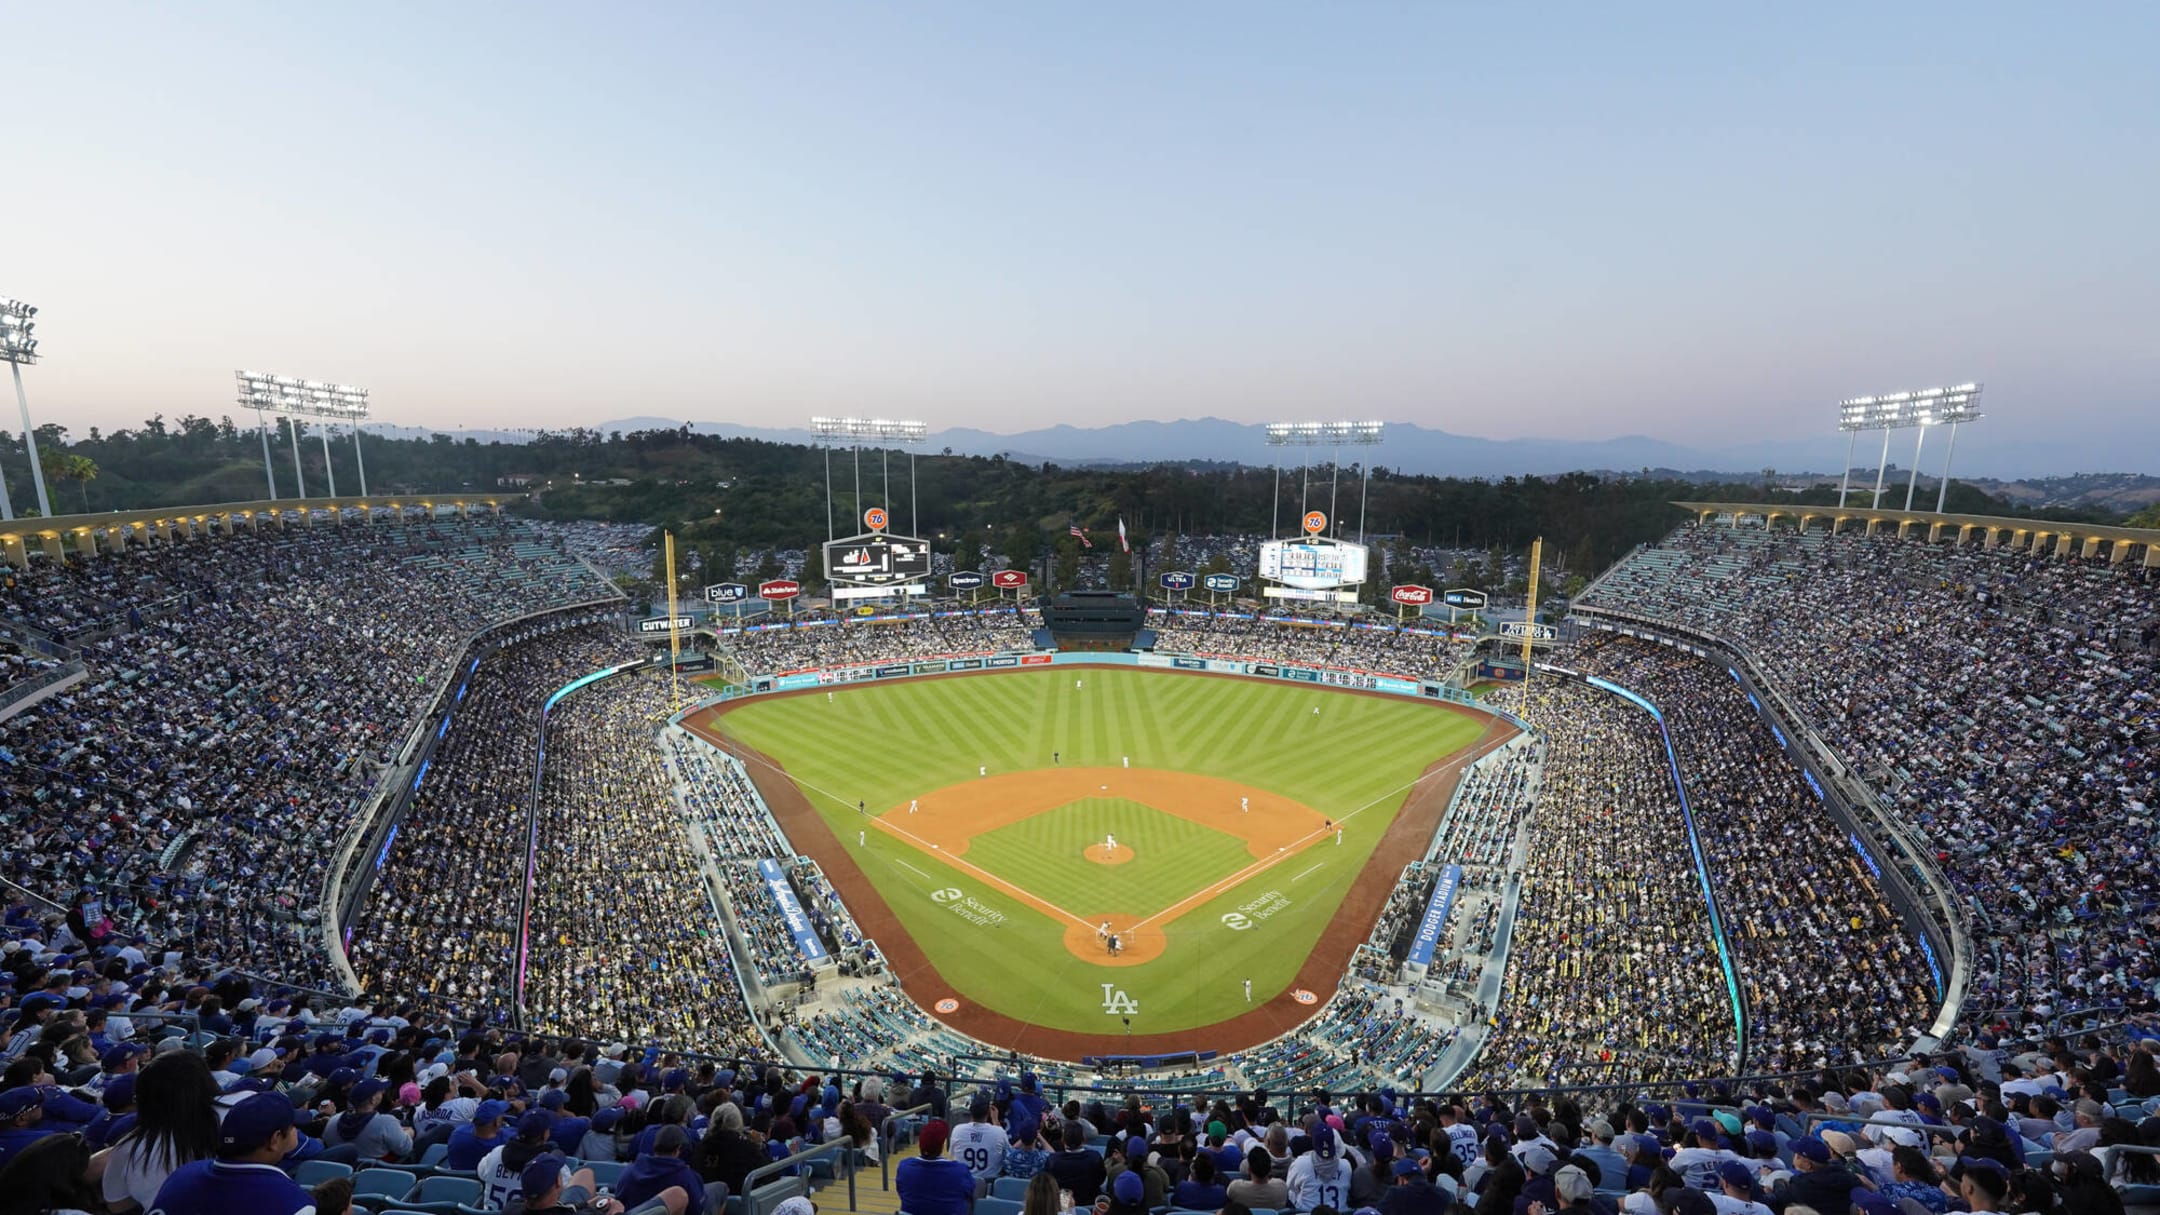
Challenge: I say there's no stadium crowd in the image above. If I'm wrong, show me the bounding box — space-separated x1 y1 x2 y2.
524 672 768 1059
1580 524 2160 1030
348 623 639 1021
1465 678 1736 1088
0 519 619 989
1570 635 1939 1071
1149 610 1471 681
664 732 792 859
719 608 1039 674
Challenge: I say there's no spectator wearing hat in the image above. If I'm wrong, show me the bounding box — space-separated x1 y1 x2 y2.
897 1119 975 1215
1549 1163 1597 1215
146 1092 314 1215
324 1076 411 1162
481 1112 574 1210
1105 1168 1151 1215
1777 1138 1865 1215
86 1072 139 1150
1381 1158 1448 1215
1287 1123 1355 1212
1670 1120 1741 1191
0 1086 53 1167
448 1098 513 1171
617 1123 719 1215
579 1104 627 1163
1111 1134 1172 1210
510 1151 624 1215
1711 1160 1772 1215
1575 1121 1629 1193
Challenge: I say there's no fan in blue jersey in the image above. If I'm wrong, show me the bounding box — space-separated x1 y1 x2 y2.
146 1091 315 1215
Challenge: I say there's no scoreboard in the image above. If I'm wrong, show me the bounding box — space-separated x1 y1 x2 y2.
824 533 932 586
1259 539 1369 590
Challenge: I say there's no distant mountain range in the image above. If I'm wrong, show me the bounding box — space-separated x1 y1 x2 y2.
369 416 2157 497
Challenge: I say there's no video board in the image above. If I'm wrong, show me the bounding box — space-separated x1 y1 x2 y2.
824 533 932 586
1258 538 1369 590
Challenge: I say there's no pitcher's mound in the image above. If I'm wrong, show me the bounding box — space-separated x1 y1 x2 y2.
1086 842 1134 865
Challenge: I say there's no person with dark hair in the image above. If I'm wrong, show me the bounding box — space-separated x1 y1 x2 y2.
97 1051 221 1213
1473 1134 1526 1215
2124 1051 2160 1100
147 1092 314 1215
323 1077 411 1162
1228 1145 1288 1211
0 1130 101 1215
1177 1146 1231 1211
2050 1152 2123 1215
1879 1146 1949 1213
1048 1119 1108 1205
1952 1158 2010 1214
617 1124 715 1215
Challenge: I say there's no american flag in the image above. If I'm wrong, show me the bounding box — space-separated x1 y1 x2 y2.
1069 524 1092 548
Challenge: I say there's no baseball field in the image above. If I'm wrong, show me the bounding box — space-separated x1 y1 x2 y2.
690 667 1501 1056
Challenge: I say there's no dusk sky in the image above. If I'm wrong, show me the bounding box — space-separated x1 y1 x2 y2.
11 3 2158 473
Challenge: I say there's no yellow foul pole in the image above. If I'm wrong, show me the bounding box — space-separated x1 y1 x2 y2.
1521 537 1542 669
665 531 683 712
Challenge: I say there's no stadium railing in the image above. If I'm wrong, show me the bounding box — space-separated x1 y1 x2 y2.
0 657 87 723
743 1138 859 1215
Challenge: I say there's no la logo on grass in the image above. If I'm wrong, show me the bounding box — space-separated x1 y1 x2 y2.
1100 984 1140 1015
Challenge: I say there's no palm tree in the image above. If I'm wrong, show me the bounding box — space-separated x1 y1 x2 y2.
40 448 98 512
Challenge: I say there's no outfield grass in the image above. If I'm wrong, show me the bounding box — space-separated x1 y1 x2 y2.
715 667 1487 1036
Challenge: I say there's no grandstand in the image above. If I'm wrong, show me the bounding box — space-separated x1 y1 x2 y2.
3 495 2157 1215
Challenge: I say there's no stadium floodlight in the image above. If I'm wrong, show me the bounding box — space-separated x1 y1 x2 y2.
1264 420 1387 542
237 372 374 501
810 415 929 540
1835 384 1983 511
0 295 50 521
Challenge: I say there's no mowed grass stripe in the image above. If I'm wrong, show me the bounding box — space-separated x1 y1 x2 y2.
714 667 1491 1035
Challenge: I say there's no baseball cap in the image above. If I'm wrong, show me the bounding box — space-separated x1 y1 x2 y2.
0 1088 45 1119
1393 1159 1423 1177
919 1118 950 1158
100 1043 146 1071
1669 1190 1716 1215
662 1068 689 1091
218 1092 296 1155
1312 1123 1338 1158
1716 1161 1758 1190
1791 1137 1832 1163
539 1089 569 1110
1851 1191 1900 1215
970 1092 992 1118
1956 1157 2010 1179
351 1078 390 1106
593 1106 623 1132
103 1074 138 1110
1553 1165 1593 1203
1520 1144 1557 1176
327 1067 360 1089
521 1154 569 1199
518 1110 555 1140
1114 1171 1146 1204
474 1099 510 1124
1691 1117 1721 1140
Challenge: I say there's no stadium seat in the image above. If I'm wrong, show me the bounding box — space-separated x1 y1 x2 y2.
352 1168 419 1202
417 1142 450 1168
586 1161 626 1188
296 1160 356 1187
978 1198 1023 1215
406 1176 482 1211
749 1176 809 1215
993 1177 1032 1201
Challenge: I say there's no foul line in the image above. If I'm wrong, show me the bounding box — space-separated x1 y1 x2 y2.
1292 862 1326 883
893 858 933 880
708 711 1506 942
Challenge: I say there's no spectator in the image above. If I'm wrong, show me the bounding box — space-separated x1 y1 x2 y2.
897 1119 974 1215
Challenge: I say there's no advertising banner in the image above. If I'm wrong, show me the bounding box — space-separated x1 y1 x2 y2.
1442 588 1487 609
755 859 829 965
1389 585 1435 606
1203 573 1239 594
991 569 1029 590
637 615 695 634
1020 653 1052 665
705 582 750 603
1160 571 1196 590
986 656 1019 668
948 570 987 590
1172 657 1207 670
876 664 910 678
759 579 801 600
910 661 945 674
949 658 983 670
1405 863 1464 969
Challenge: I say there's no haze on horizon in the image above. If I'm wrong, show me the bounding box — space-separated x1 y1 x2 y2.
9 3 2158 475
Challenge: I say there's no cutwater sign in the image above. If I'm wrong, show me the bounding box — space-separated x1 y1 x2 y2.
755 858 828 964
638 615 695 634
1406 863 1463 969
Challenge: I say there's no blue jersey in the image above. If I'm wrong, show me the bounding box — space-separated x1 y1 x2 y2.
148 1159 316 1215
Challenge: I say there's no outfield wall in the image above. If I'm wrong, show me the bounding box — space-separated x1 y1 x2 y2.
710 648 1528 733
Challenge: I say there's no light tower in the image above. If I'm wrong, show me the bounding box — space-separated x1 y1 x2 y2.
810 417 929 538
1836 384 1983 511
1264 420 1386 541
0 295 50 520
236 372 373 500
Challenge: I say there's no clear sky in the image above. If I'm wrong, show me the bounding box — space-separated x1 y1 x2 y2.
10 3 2158 471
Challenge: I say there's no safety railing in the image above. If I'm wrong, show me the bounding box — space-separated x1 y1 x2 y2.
742 1137 861 1215
879 1103 933 1191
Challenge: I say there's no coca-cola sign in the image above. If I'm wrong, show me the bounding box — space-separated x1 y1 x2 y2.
1389 585 1435 606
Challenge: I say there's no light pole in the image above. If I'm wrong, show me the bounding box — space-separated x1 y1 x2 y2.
1836 385 1982 514
0 296 50 520
811 417 928 533
1265 421 1386 540
237 372 373 503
